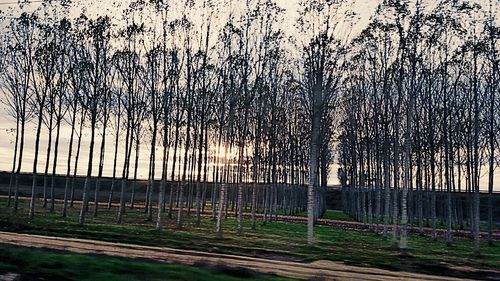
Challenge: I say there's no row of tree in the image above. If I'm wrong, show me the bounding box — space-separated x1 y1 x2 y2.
0 0 497 253
338 0 499 254
0 0 328 240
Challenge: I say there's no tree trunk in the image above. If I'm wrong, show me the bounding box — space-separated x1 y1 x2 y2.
79 119 96 225
14 118 26 213
108 115 121 210
50 112 62 213
130 132 141 209
94 119 108 217
43 109 54 209
71 113 85 208
7 118 19 207
28 106 44 219
308 84 322 245
63 102 78 217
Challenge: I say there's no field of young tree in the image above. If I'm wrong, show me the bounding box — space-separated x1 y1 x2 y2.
0 0 498 280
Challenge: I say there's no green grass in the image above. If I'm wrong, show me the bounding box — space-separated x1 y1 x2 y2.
276 210 356 222
0 198 499 279
0 244 291 281
320 210 356 221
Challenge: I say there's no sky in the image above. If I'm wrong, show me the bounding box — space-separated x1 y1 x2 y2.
0 0 498 190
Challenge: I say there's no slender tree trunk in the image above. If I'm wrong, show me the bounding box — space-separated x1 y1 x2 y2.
472 52 481 255
14 118 26 213
308 85 322 245
168 107 181 219
50 113 62 213
71 113 85 207
63 103 78 217
118 116 132 224
195 118 204 226
237 143 245 234
94 118 109 217
391 117 400 249
29 106 45 219
156 129 168 230
108 116 120 209
79 119 96 225
7 118 19 208
43 109 54 208
400 88 415 255
130 131 141 209
147 122 158 221
487 24 497 245
251 135 260 230
216 150 229 239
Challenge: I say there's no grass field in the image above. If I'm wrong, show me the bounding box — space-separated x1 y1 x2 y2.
0 198 499 279
276 209 357 222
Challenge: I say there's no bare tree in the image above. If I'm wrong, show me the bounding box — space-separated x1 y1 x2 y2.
78 15 112 225
1 14 35 209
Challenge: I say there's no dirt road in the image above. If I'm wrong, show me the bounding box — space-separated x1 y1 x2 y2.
0 231 478 281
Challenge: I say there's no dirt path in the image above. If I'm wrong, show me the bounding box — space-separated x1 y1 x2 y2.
0 231 478 281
